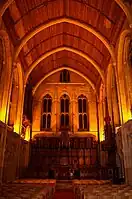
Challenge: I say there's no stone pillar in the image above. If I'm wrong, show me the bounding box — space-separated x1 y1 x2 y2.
111 85 120 127
0 57 12 123
73 99 78 133
32 99 42 137
0 61 5 119
70 95 74 133
71 90 77 133
56 99 60 133
52 87 60 133
8 83 18 126
117 30 132 123
99 100 105 141
14 84 25 134
89 100 97 136
51 97 58 133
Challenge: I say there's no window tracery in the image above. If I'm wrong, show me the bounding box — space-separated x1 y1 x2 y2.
41 94 52 130
60 70 70 83
60 94 70 129
78 95 89 131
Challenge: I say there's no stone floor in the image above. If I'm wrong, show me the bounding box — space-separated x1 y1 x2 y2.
53 181 74 199
53 190 74 199
56 180 73 190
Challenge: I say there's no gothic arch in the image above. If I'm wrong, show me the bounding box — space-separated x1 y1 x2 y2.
114 0 132 27
117 29 132 123
106 64 120 127
0 0 14 20
13 17 116 64
25 46 105 86
0 30 12 123
40 92 54 101
33 66 96 95
13 62 25 134
0 0 131 32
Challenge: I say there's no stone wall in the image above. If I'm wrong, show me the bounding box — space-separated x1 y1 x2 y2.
32 71 98 139
0 121 30 182
116 120 132 185
19 139 30 178
2 128 20 182
0 121 6 181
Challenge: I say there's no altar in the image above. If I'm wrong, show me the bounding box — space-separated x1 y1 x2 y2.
29 134 98 179
53 166 71 180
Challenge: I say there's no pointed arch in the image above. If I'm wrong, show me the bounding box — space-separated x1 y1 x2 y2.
0 0 131 28
117 29 132 123
0 30 12 123
0 0 14 20
25 46 105 85
13 62 25 134
114 0 132 27
33 66 96 95
13 17 116 64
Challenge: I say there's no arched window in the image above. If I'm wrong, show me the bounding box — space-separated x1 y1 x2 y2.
78 95 89 131
60 94 70 129
60 69 70 83
41 94 52 130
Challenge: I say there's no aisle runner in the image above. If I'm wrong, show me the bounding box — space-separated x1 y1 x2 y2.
53 190 74 199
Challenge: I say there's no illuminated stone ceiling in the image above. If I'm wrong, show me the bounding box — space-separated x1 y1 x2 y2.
1 0 128 89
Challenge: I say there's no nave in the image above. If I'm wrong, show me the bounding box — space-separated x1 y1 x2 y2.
0 0 132 198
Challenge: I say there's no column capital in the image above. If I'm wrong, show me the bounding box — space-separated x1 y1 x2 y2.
113 62 116 66
129 24 132 29
13 62 17 68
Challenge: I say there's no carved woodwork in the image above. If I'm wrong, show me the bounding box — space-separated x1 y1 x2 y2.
29 136 98 179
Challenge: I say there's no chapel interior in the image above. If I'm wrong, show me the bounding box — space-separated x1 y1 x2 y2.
0 0 132 198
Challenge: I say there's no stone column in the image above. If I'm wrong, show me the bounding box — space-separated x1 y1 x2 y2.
8 83 18 126
56 98 60 133
14 83 25 134
111 84 120 127
51 97 58 133
32 99 42 137
0 61 5 119
98 100 105 141
71 96 78 133
74 99 78 133
70 95 74 133
0 57 12 123
53 86 60 133
89 100 97 135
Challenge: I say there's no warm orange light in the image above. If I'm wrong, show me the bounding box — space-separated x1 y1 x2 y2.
120 106 130 123
0 108 6 122
100 131 105 141
25 126 30 141
14 124 20 134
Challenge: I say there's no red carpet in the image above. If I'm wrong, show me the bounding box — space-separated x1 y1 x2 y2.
53 190 74 199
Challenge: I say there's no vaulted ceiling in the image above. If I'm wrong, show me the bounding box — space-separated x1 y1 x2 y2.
2 0 127 90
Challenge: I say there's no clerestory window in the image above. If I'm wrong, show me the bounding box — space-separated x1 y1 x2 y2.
60 69 70 83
